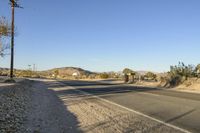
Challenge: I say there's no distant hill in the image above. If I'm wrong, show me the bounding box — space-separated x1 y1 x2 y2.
0 67 9 71
45 67 96 76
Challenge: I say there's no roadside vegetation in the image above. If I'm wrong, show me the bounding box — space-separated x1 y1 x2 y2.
144 72 157 81
120 62 200 89
161 62 200 87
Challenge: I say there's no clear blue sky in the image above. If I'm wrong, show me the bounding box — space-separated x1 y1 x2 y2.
0 0 200 72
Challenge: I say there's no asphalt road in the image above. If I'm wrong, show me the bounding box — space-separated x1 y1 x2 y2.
60 80 200 133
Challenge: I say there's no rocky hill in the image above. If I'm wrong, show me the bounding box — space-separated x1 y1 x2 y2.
45 67 96 77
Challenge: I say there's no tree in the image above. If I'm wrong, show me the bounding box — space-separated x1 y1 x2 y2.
123 68 134 74
0 17 11 57
122 68 135 83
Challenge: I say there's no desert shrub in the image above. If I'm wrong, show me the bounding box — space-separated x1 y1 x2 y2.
159 74 183 87
88 74 96 79
16 70 40 78
106 72 120 79
170 62 195 79
53 70 59 78
0 69 9 76
162 62 195 87
169 75 183 87
19 70 33 77
100 73 109 79
158 62 195 87
195 64 200 77
144 72 157 80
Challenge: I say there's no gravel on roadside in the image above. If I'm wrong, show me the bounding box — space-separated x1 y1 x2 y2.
0 80 33 133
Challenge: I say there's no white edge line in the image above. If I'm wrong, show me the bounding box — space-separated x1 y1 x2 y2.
62 84 191 133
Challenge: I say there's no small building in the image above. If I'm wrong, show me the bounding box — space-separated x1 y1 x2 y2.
72 72 79 76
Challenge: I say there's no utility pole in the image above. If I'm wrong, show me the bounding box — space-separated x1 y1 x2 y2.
9 0 22 79
33 64 36 71
10 0 15 79
28 65 31 71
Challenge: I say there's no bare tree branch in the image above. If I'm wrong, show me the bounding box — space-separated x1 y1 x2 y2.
0 17 11 57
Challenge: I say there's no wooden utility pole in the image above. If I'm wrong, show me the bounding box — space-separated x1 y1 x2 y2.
9 0 22 79
10 0 15 79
